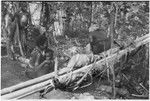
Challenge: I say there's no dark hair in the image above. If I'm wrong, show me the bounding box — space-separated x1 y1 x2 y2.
36 34 47 48
45 48 54 60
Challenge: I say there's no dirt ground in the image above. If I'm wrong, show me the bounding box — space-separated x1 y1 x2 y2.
1 56 30 89
1 46 29 89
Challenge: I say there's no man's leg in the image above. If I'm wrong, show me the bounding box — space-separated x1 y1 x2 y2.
16 24 25 57
7 26 15 60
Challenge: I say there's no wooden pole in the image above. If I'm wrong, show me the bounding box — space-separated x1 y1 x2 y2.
1 35 149 99
54 57 58 78
1 34 149 97
2 80 54 99
1 67 70 95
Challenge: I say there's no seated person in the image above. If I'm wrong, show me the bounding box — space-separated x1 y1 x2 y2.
25 34 54 79
35 48 54 77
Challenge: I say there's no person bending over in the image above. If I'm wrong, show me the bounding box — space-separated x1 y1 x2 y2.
25 34 54 79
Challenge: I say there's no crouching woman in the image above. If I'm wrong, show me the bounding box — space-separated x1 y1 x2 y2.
25 34 54 79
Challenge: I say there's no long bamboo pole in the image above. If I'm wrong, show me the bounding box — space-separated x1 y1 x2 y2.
1 34 149 96
2 80 53 99
1 67 70 95
1 34 149 97
2 34 149 99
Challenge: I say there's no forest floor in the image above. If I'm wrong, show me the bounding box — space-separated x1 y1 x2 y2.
1 51 30 89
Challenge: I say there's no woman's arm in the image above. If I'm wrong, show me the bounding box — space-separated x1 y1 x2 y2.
36 60 48 70
28 50 40 68
28 59 50 70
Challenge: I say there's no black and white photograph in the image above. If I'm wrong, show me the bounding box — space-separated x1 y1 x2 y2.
1 1 149 99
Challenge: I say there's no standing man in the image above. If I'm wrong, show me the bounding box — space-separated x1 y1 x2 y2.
14 6 31 57
5 5 31 60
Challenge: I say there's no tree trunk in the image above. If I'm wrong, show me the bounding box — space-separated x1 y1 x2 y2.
109 2 117 98
89 2 94 28
40 2 44 26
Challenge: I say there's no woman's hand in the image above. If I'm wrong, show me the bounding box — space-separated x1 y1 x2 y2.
44 59 51 64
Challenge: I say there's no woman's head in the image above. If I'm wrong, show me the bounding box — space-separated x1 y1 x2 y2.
36 34 47 50
45 48 54 60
